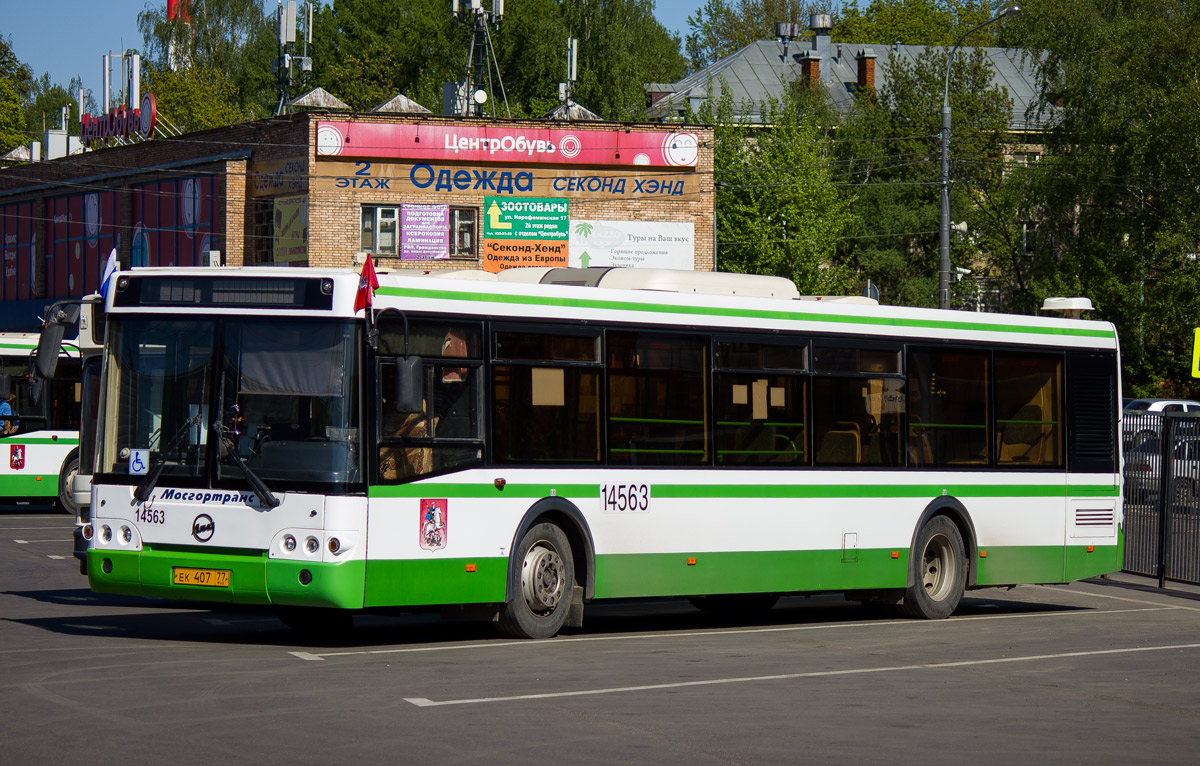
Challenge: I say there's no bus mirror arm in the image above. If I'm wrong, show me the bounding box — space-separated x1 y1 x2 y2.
211 422 281 510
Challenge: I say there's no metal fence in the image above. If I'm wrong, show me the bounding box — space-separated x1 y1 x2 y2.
1122 411 1200 586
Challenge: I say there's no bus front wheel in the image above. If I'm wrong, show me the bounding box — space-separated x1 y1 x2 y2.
55 453 80 516
498 523 575 639
899 516 966 619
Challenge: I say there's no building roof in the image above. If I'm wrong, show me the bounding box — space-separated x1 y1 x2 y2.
539 99 604 121
371 93 432 114
289 87 351 110
646 37 1042 132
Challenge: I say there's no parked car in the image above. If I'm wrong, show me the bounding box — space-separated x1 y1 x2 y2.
1123 436 1200 510
1122 399 1200 451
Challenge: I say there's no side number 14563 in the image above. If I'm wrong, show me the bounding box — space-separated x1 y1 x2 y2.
600 483 650 513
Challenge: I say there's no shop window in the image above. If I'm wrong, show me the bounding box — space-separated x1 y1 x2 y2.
450 207 476 257
361 206 399 255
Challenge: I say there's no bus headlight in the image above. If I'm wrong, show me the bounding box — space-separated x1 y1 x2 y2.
120 526 132 544
100 525 112 543
282 534 297 552
82 524 94 540
305 536 319 554
328 537 341 554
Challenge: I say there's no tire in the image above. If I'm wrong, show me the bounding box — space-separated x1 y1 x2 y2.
688 593 780 616
497 523 575 639
276 606 355 634
55 453 80 516
898 516 967 619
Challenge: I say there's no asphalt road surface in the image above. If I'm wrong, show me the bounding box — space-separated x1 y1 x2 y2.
3 504 1199 764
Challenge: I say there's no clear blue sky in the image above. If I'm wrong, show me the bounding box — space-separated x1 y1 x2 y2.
5 1 702 114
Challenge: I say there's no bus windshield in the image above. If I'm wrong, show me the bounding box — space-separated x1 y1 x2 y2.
100 316 361 489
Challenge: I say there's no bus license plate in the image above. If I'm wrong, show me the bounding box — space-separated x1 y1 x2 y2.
173 567 231 588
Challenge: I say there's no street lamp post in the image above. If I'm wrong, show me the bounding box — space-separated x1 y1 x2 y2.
938 5 1021 310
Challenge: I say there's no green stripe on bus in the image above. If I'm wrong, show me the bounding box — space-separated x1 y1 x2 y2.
377 285 1117 339
370 482 1117 499
89 547 367 609
0 437 79 445
0 474 59 498
87 542 1121 608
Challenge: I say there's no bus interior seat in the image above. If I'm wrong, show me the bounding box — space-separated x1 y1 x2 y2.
816 426 861 465
999 404 1045 463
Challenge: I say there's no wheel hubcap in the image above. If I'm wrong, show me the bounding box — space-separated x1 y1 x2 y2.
921 534 957 602
521 542 566 613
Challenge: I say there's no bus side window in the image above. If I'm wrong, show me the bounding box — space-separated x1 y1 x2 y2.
492 329 601 464
994 352 1063 468
906 348 989 467
606 331 708 466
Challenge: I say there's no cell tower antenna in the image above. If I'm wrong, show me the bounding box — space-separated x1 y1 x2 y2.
274 1 314 115
451 0 510 118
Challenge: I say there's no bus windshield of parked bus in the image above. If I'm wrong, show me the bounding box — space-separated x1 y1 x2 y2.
98 316 361 490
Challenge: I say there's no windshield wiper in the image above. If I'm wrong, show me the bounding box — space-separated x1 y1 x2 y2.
133 415 201 504
212 422 281 509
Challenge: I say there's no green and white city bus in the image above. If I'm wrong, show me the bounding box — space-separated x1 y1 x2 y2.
85 266 1122 637
0 325 87 513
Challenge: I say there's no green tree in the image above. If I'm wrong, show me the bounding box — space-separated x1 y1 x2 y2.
701 84 856 293
0 34 33 155
834 47 1012 307
835 0 995 47
1007 0 1200 396
561 0 686 120
22 74 86 137
311 0 684 121
138 0 275 119
143 62 244 133
686 1 825 71
312 0 462 112
0 78 26 156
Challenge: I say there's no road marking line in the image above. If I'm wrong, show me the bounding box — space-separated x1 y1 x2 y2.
288 605 1173 661
403 642 1200 707
0 526 77 530
13 539 73 543
47 555 68 560
1060 587 1200 612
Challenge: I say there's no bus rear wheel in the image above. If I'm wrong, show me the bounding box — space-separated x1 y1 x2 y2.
55 454 79 516
497 523 574 639
899 516 966 619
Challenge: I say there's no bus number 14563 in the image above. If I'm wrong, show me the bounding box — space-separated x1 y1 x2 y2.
600 483 651 513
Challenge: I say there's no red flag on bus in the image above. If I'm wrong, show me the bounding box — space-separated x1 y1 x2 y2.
354 254 379 313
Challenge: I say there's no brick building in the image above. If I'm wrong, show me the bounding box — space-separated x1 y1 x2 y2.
0 111 713 330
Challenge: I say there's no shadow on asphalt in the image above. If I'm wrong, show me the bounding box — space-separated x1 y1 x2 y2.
1084 574 1200 603
4 587 1091 651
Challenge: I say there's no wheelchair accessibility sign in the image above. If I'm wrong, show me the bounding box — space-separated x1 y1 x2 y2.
129 450 149 475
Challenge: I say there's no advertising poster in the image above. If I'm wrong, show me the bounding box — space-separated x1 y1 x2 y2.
568 220 695 270
273 195 308 263
482 197 568 273
401 204 449 260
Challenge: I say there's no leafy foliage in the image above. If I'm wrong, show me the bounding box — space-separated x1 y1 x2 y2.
834 47 1011 308
1009 0 1200 396
700 83 855 294
143 62 245 133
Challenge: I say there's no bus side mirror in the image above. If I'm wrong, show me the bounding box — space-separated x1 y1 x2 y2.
35 323 66 380
30 378 44 406
394 357 424 414
0 373 9 400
